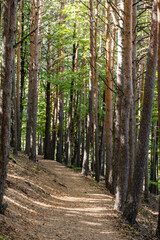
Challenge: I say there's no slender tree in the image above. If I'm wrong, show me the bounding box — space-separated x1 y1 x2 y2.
16 0 22 151
0 0 17 213
26 0 39 161
114 0 133 212
105 2 113 189
82 0 94 175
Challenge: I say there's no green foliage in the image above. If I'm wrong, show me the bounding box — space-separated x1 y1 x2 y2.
149 180 158 187
0 236 7 240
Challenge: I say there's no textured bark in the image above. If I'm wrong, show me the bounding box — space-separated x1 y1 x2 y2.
0 0 17 213
111 1 124 195
20 6 25 138
128 0 137 189
115 0 132 212
157 1 160 236
51 85 58 160
37 0 43 89
44 26 51 160
11 56 18 155
94 0 99 182
150 122 158 195
44 82 51 159
56 1 65 163
82 0 94 175
29 0 39 162
123 0 158 224
26 0 39 161
16 0 22 151
144 157 149 202
105 3 113 189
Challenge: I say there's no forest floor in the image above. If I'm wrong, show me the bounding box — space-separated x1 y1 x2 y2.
0 152 159 240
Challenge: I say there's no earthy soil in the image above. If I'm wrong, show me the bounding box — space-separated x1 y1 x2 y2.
0 152 159 240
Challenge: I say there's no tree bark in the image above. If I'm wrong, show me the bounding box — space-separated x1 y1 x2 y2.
115 0 132 212
82 0 94 175
16 0 22 151
111 1 124 195
94 0 99 182
0 0 17 213
56 1 65 163
44 25 51 159
123 0 158 224
26 0 39 161
105 3 113 189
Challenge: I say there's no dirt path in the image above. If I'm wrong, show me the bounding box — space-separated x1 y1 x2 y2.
36 159 121 240
0 153 157 240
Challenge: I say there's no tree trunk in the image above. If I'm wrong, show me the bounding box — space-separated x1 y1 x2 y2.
26 0 39 161
105 2 113 189
94 0 99 182
56 1 65 163
11 56 18 155
44 25 51 159
123 0 158 224
16 0 22 151
82 0 94 175
115 0 132 212
111 1 124 195
0 0 17 213
128 0 137 189
157 0 160 236
150 121 158 194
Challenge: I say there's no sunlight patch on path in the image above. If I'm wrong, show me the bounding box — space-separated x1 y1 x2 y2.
4 196 36 213
51 195 112 203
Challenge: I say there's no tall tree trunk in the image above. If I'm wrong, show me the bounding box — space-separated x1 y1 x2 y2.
30 0 39 161
51 85 58 160
82 0 94 175
105 2 113 189
115 0 132 212
111 1 124 195
0 0 17 213
157 0 160 236
128 0 137 188
44 25 51 159
26 0 39 161
94 0 99 182
123 0 158 224
56 1 65 163
16 0 22 151
20 5 25 142
11 56 18 155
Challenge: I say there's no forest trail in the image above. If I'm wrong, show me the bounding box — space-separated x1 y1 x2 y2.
0 153 157 240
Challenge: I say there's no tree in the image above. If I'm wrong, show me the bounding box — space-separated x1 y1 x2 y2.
111 1 124 194
114 0 133 212
25 0 39 161
16 0 22 151
82 0 94 175
0 0 17 213
156 0 160 236
105 2 113 189
56 0 65 163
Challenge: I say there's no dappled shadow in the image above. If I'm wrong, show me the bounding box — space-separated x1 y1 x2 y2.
2 155 122 240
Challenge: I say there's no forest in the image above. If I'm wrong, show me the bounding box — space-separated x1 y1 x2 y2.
0 0 160 239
